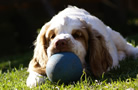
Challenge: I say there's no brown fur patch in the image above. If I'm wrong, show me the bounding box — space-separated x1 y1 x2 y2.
85 24 113 77
28 23 50 75
72 29 89 50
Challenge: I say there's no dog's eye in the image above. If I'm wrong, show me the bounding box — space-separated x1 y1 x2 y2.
72 31 82 39
50 34 55 39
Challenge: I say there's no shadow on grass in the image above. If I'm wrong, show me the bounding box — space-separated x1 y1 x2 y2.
87 58 138 83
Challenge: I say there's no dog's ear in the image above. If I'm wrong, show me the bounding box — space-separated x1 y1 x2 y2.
87 26 113 77
28 23 50 75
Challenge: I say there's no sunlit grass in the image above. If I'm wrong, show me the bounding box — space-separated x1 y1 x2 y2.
0 52 138 90
0 67 138 90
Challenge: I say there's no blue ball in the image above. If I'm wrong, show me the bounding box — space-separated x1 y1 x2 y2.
46 52 83 84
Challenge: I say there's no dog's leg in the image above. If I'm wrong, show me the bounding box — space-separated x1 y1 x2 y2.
26 71 46 88
106 40 119 68
107 27 138 60
118 51 126 61
125 42 138 59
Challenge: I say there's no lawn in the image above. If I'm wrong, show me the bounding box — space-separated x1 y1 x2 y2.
0 35 138 90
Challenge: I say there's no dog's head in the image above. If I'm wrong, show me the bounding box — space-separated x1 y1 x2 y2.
29 7 112 77
46 17 89 66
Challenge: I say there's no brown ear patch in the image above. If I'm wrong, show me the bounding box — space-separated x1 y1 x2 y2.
28 23 50 75
86 25 113 77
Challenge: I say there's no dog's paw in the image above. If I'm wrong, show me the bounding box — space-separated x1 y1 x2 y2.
134 47 138 59
26 71 45 88
118 51 126 61
108 64 120 71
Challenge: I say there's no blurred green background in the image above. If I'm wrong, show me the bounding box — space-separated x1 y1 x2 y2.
0 0 138 57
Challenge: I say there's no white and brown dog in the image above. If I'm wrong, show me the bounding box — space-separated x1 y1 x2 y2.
26 6 138 87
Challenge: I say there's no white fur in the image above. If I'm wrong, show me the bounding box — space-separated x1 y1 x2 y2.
51 6 138 68
46 33 87 66
26 6 138 87
26 71 46 88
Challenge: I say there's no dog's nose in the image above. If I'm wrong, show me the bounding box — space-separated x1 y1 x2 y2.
55 39 67 49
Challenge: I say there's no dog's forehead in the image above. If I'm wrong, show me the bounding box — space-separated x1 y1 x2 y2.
48 16 82 34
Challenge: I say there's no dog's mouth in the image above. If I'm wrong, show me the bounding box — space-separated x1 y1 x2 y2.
51 49 73 56
50 42 73 56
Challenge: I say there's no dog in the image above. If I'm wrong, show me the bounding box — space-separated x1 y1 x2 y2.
26 6 138 87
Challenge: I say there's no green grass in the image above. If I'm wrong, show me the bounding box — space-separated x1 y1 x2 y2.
0 63 138 90
0 35 138 90
0 53 138 90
